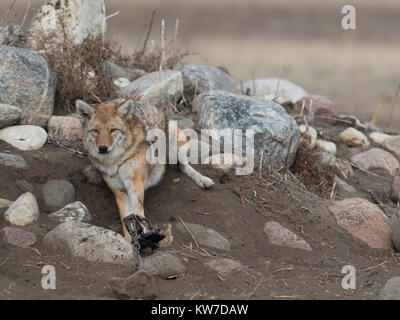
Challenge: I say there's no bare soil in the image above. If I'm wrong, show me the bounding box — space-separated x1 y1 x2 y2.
1 114 400 300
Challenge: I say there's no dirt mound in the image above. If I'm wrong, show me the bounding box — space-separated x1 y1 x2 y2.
0 116 399 300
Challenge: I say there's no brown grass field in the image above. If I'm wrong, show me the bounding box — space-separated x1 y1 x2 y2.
2 0 400 130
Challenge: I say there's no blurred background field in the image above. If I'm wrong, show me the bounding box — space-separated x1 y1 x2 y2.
2 0 400 130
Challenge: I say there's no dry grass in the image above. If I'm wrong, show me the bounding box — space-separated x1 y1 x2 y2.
117 10 190 74
28 18 118 114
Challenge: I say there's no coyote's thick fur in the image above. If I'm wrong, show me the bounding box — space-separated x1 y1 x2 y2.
76 97 214 241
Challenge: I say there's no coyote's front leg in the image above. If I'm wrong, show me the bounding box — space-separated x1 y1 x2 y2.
107 159 147 242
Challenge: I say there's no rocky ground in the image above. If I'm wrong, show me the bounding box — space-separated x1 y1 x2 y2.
2 0 400 301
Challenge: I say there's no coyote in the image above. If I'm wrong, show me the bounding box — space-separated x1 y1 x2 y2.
76 97 214 242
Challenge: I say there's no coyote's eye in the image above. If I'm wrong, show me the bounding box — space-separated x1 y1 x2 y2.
90 129 99 135
110 128 119 134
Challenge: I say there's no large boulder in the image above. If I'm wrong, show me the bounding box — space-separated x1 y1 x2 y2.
29 0 106 50
240 78 308 104
0 45 56 127
328 198 392 249
194 90 300 168
180 64 237 100
43 221 133 265
43 180 76 211
350 148 399 176
118 70 183 109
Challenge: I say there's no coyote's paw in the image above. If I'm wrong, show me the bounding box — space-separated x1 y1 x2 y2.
197 175 215 189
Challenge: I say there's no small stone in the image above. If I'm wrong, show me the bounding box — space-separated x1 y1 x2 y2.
43 180 75 210
370 132 393 145
4 192 39 226
141 253 187 279
159 223 173 248
48 116 83 149
204 258 245 277
176 222 231 251
0 153 28 169
334 175 357 194
43 221 134 265
0 198 13 209
83 165 104 186
350 148 399 176
299 125 317 149
1 226 36 248
316 139 337 154
109 270 157 300
380 277 400 300
264 221 312 251
49 201 92 223
328 198 391 249
0 125 47 151
383 136 400 159
0 104 22 129
339 127 369 147
391 176 400 202
294 95 337 118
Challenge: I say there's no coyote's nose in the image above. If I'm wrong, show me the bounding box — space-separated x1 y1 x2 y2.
98 145 108 154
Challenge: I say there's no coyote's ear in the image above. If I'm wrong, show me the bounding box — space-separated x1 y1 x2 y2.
117 99 134 120
76 100 94 119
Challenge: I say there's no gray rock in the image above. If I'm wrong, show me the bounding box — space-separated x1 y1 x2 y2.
0 125 48 151
204 258 245 277
83 165 104 186
43 180 75 210
0 153 28 169
380 277 400 300
110 270 157 300
176 222 231 251
119 70 183 109
264 221 312 251
168 114 194 129
4 192 39 226
339 127 369 147
180 64 237 100
141 253 187 279
195 90 300 168
43 221 134 265
0 45 56 127
1 226 36 248
0 104 21 128
49 201 92 223
106 61 128 79
240 78 308 103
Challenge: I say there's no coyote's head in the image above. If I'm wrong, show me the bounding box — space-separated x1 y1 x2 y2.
76 99 144 161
